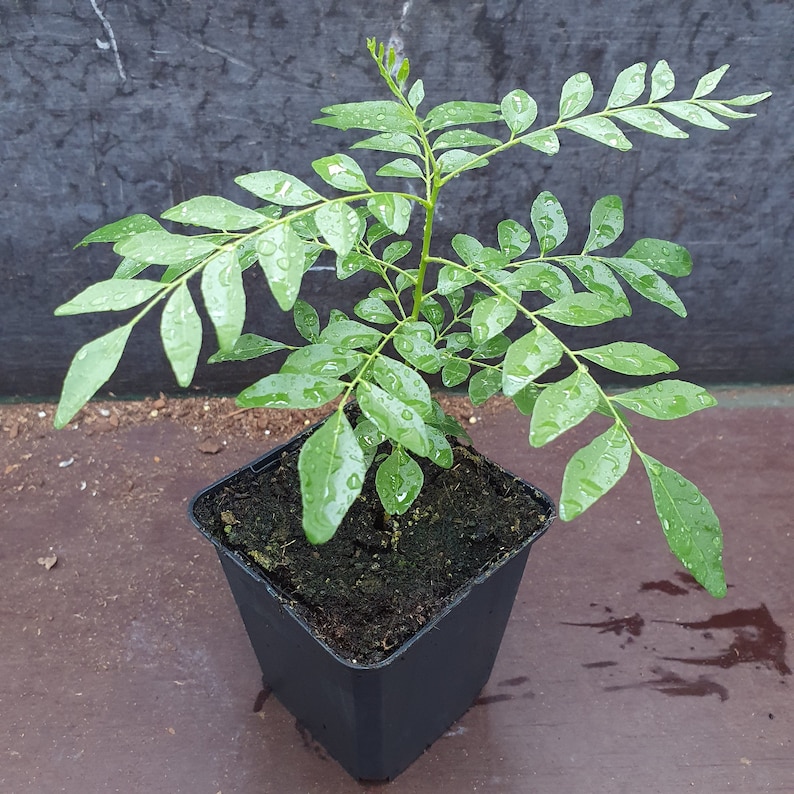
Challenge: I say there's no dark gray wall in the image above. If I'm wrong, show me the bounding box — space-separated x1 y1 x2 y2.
1 0 791 399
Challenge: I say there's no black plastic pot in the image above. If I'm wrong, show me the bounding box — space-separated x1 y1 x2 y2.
189 424 555 781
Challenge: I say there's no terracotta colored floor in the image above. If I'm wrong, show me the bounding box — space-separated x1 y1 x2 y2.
2 388 792 793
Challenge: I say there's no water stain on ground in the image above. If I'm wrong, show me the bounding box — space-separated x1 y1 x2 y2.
562 613 644 637
605 667 729 701
659 603 792 676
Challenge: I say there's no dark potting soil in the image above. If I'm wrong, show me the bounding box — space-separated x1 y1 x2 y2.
193 434 553 664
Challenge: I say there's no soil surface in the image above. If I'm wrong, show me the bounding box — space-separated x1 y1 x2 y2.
192 415 554 664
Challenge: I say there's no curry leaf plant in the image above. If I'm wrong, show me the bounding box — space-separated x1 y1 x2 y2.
55 39 771 598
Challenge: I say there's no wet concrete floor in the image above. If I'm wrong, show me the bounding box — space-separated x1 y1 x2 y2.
2 388 792 793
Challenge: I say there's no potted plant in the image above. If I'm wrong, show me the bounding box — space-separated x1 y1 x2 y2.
54 39 769 779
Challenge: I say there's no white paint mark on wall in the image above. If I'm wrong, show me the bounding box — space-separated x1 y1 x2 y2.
89 0 127 82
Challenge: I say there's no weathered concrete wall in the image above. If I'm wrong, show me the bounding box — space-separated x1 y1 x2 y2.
1 0 790 398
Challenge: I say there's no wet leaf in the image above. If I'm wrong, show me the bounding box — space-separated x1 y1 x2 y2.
367 194 412 235
236 373 344 409
530 370 599 447
557 256 630 313
423 101 501 132
650 60 676 101
662 102 729 130
437 149 488 174
520 129 560 155
280 344 364 378
201 250 245 351
319 319 383 350
235 170 322 206
375 158 424 179
354 297 397 325
372 356 433 419
565 117 633 150
641 454 725 598
536 293 628 326
207 333 288 363
531 191 568 255
606 63 647 108
583 195 624 252
623 238 692 277
578 342 678 375
432 129 502 150
160 282 202 387
468 368 502 406
502 263 574 301
501 89 537 134
497 219 532 260
351 132 422 156
114 231 217 265
312 153 370 192
441 358 471 388
604 257 687 317
393 331 442 373
299 412 367 544
293 299 320 342
613 108 688 139
612 380 717 419
471 296 516 345
315 202 360 257
376 447 424 515
559 72 593 119
313 100 417 134
55 279 164 315
560 423 632 519
54 325 133 428
161 196 265 230
357 382 429 457
77 214 164 246
692 64 730 99
256 223 305 312
502 327 564 396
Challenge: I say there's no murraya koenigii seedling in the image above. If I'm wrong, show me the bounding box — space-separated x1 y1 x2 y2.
54 39 770 597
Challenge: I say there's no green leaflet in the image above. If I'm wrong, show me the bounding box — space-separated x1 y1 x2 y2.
441 358 471 388
468 368 501 406
114 230 216 265
558 256 631 313
315 202 360 257
641 454 726 598
438 149 488 174
650 60 676 101
612 109 688 139
280 344 364 378
432 129 502 150
603 257 687 316
319 319 383 350
423 101 501 132
77 214 164 246
606 63 647 109
578 342 678 375
354 296 397 325
293 299 320 342
55 279 164 315
367 194 412 235
256 223 306 311
559 72 593 119
201 250 245 351
501 89 537 134
497 219 532 259
564 117 633 150
372 355 433 419
530 370 599 447
312 153 370 192
502 327 563 396
623 238 692 277
313 100 418 134
531 191 568 254
357 382 429 457
160 282 202 387
536 293 628 326
583 195 624 252
376 158 424 179
376 447 424 515
236 373 345 409
612 380 717 419
207 333 289 363
560 423 632 520
471 296 516 345
161 196 265 231
54 325 133 428
235 170 322 206
299 412 367 544
351 132 422 156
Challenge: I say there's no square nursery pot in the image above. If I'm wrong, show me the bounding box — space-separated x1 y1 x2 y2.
189 420 555 781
